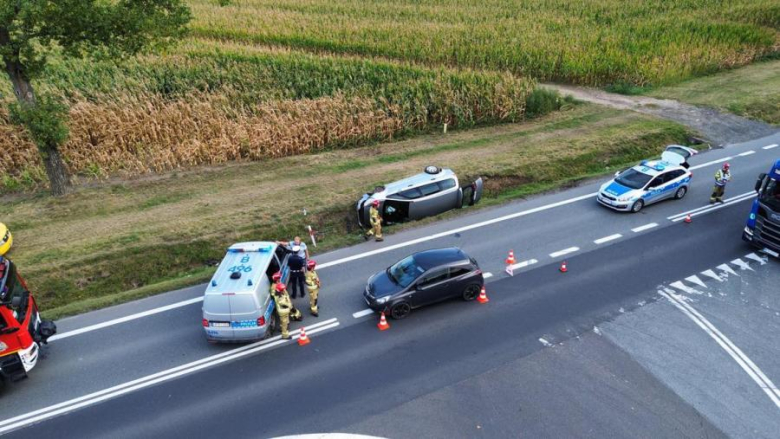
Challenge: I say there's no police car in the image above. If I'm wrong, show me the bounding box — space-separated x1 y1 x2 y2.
597 147 696 213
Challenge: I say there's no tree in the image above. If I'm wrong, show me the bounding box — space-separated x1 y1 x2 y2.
0 0 191 195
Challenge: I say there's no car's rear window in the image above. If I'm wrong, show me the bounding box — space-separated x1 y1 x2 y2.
616 168 653 189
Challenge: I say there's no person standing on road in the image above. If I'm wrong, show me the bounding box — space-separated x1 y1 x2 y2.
710 162 731 203
305 260 321 317
273 283 302 339
364 199 384 242
288 246 306 299
278 237 309 260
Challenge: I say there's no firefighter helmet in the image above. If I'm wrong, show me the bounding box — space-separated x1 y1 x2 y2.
0 223 12 257
275 282 286 292
307 260 316 270
272 271 282 282
372 199 380 207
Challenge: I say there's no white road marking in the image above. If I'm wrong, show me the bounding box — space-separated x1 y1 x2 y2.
660 289 780 410
690 156 732 170
717 263 738 277
685 275 707 289
670 193 756 222
483 272 493 279
737 150 756 157
668 191 755 221
631 223 658 233
745 253 768 265
762 247 780 258
0 318 340 434
670 281 702 295
549 247 579 258
539 338 553 347
594 234 622 244
701 269 723 282
49 297 204 342
352 309 374 319
762 144 778 150
318 192 597 271
508 259 538 270
731 258 754 271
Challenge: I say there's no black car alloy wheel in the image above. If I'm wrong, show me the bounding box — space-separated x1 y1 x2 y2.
390 302 412 320
462 284 481 301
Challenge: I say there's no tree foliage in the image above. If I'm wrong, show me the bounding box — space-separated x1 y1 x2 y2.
0 0 191 195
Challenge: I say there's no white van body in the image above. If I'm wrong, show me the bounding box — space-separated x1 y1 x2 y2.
202 242 287 342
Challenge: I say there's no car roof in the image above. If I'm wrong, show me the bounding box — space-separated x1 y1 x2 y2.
206 241 276 296
631 159 684 176
412 247 470 270
381 168 458 195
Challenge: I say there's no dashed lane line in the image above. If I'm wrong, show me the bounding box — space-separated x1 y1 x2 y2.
668 191 754 220
549 247 579 258
737 150 756 157
631 223 658 233
690 156 732 170
660 289 780 410
762 144 778 150
594 234 622 244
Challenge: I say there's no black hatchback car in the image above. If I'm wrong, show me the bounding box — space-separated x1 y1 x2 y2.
363 248 484 319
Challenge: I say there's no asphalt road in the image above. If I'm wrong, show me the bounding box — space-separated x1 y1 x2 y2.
1 131 778 436
4 200 775 438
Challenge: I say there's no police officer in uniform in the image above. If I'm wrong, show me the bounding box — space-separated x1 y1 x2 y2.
288 245 306 299
305 260 321 317
364 199 384 242
710 162 731 203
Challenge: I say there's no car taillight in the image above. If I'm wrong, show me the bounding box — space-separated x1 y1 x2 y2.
257 316 266 326
202 319 209 327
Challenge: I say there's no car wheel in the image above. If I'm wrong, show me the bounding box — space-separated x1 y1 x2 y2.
630 200 644 213
390 302 412 320
674 186 687 200
462 284 481 301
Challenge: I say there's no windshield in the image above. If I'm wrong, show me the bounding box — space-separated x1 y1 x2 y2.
759 178 780 211
616 168 653 190
388 255 425 288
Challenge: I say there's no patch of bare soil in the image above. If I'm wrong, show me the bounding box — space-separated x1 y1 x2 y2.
543 84 778 146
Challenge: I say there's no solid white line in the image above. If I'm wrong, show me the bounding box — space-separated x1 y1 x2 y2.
0 318 339 432
670 193 756 222
509 259 538 270
660 289 780 410
317 192 596 270
483 272 493 279
549 247 579 258
762 144 778 150
737 150 755 157
49 297 204 342
690 156 732 170
631 222 658 233
667 191 754 220
352 309 374 319
594 234 622 244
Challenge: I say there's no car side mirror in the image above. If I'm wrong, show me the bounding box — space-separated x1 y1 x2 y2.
11 296 21 308
614 171 621 178
755 173 766 192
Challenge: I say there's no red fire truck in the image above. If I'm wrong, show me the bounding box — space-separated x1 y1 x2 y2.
0 257 56 385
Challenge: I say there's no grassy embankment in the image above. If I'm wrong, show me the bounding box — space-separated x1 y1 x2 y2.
647 59 780 125
4 103 692 319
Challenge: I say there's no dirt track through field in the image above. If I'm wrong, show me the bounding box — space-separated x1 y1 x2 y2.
543 84 778 147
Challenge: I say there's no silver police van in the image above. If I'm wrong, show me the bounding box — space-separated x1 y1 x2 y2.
357 166 483 228
202 241 289 343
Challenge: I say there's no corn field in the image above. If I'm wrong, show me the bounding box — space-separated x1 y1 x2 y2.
1 0 777 189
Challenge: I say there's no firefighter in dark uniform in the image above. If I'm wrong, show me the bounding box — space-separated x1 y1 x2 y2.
287 246 306 299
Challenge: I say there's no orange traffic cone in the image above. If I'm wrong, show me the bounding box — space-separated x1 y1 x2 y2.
559 261 568 273
505 250 516 265
377 312 390 331
684 214 692 224
477 286 489 304
298 326 311 346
